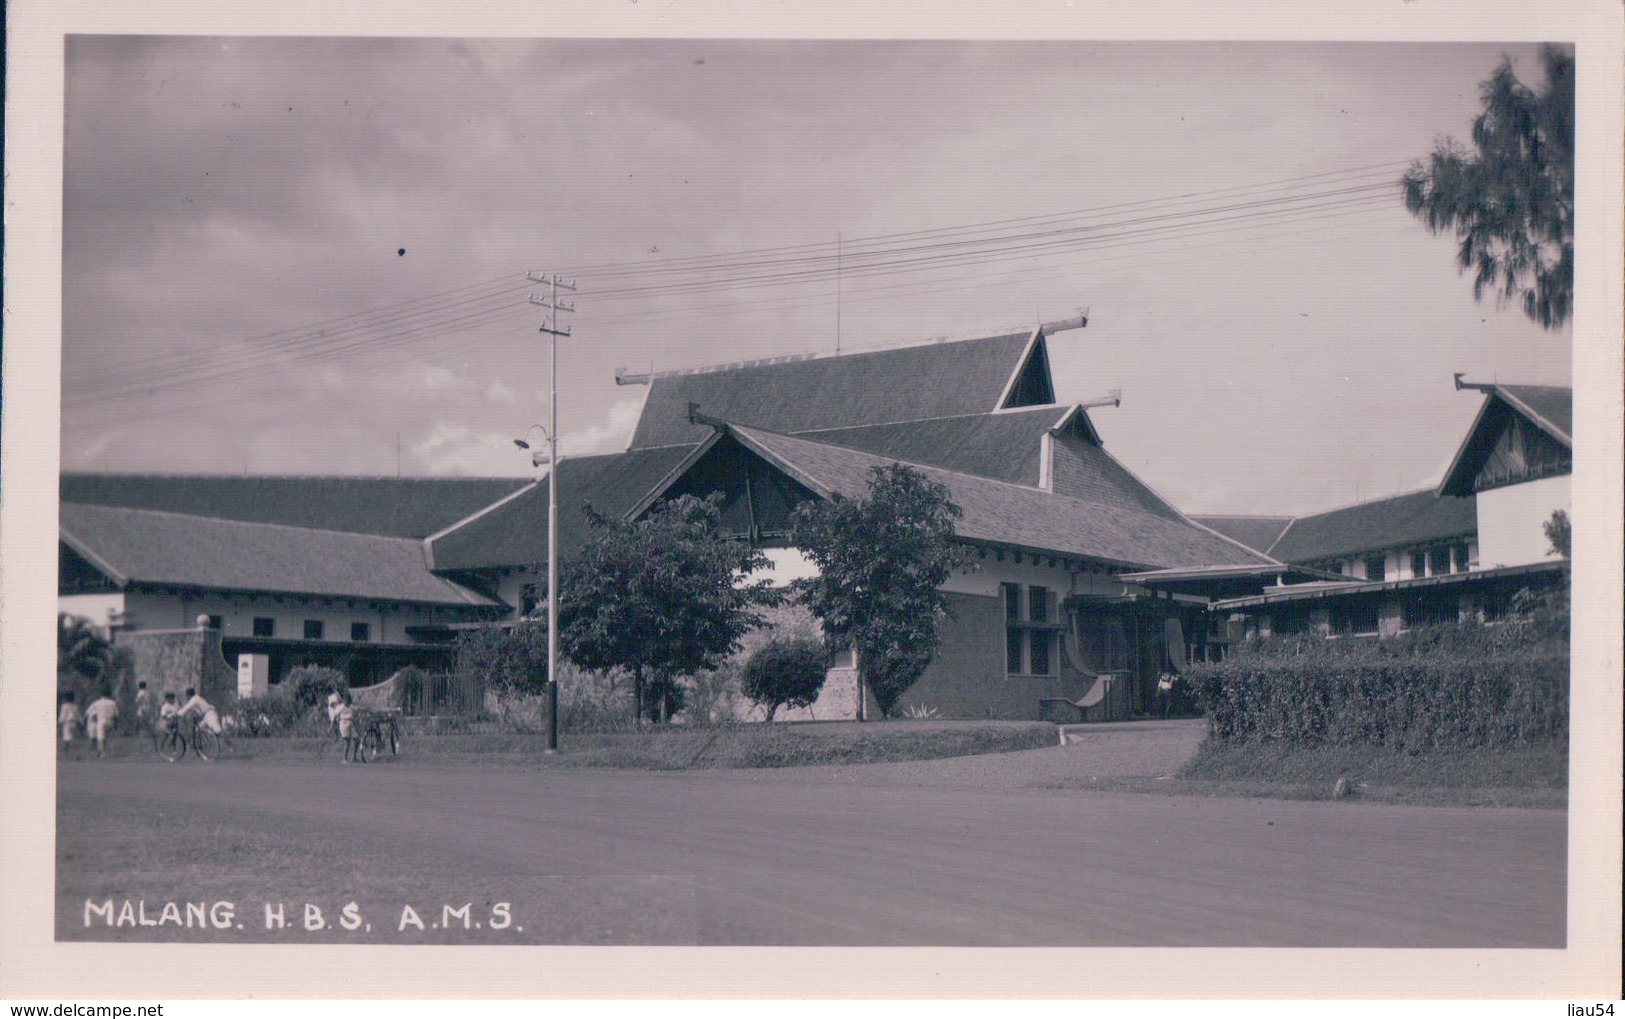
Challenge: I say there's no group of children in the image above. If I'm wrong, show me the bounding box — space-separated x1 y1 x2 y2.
57 681 223 758
58 680 368 762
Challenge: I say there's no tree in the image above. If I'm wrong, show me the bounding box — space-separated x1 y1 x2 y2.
741 635 829 722
558 494 780 726
454 620 551 724
790 463 974 718
57 613 112 683
1401 45 1574 330
1543 508 1571 558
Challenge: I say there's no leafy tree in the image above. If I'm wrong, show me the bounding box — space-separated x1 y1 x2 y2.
741 635 829 722
559 494 780 726
1401 45 1574 329
1542 508 1571 557
454 621 549 720
790 463 974 718
57 613 112 683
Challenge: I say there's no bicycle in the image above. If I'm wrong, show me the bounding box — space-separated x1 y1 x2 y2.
357 711 401 763
152 715 226 762
153 722 186 762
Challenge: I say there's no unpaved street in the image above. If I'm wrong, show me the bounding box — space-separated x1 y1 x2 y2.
55 731 1565 947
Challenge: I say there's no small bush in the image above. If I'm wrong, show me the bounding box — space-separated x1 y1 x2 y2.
283 665 347 710
742 636 829 722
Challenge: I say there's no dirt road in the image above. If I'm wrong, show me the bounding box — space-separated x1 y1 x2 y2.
55 735 1564 947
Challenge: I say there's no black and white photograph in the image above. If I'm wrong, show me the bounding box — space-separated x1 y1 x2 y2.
3 0 1621 1005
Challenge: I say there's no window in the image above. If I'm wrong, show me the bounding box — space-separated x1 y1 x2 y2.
1334 600 1380 635
303 620 325 640
1428 548 1451 576
1364 557 1386 583
1451 543 1471 573
1411 552 1428 579
1002 582 1056 676
252 617 275 637
351 622 371 642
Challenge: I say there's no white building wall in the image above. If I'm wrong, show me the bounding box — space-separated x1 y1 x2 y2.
72 589 467 644
1475 475 1571 568
58 592 126 631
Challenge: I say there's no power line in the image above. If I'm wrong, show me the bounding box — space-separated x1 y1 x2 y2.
64 161 1419 407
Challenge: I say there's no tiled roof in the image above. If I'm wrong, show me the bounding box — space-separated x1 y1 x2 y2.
726 424 1271 570
59 503 501 608
627 331 1038 449
1437 384 1573 497
795 408 1059 486
59 473 529 539
426 444 702 571
1497 384 1572 444
1267 489 1477 565
1190 515 1296 555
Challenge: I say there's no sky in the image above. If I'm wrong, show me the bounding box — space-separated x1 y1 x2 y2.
57 37 1573 516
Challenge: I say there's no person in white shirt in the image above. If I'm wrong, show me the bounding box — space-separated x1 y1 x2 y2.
133 681 155 729
84 691 120 757
58 692 83 756
179 687 223 735
157 692 181 732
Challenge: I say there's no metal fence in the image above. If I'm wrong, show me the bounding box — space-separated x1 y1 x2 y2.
396 671 486 717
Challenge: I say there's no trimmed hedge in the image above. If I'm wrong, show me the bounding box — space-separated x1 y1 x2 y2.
1187 622 1567 750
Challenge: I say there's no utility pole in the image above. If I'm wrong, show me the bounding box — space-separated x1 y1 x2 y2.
526 270 575 753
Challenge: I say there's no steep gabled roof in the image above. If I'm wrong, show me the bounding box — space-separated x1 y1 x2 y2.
426 444 702 571
1497 384 1572 444
1267 489 1477 565
795 407 1061 486
59 473 529 539
1438 384 1573 497
723 424 1271 570
627 330 1044 449
59 503 501 608
1190 515 1296 556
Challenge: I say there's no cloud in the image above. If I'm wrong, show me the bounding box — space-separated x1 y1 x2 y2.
410 421 530 476
565 397 644 457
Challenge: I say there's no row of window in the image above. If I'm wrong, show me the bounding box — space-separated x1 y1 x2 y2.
214 615 371 642
1346 543 1471 583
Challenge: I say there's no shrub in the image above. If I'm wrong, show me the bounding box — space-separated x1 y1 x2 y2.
283 665 347 710
455 622 549 714
1188 622 1568 750
742 636 829 722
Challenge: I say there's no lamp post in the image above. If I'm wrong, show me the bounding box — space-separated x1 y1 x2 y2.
514 424 559 753
519 271 574 754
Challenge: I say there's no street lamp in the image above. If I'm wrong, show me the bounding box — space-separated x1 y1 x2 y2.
514 424 559 753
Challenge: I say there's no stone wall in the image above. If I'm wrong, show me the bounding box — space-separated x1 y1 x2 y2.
114 627 235 700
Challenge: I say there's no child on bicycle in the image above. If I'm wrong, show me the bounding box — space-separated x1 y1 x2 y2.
58 691 83 756
179 688 225 742
157 691 180 733
84 689 120 758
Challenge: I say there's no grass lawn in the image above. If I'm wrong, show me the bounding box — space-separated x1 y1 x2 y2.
1160 738 1569 808
86 717 1060 771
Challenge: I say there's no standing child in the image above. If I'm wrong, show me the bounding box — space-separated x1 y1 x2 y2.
58 692 83 756
133 681 154 730
84 689 120 757
336 695 361 763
